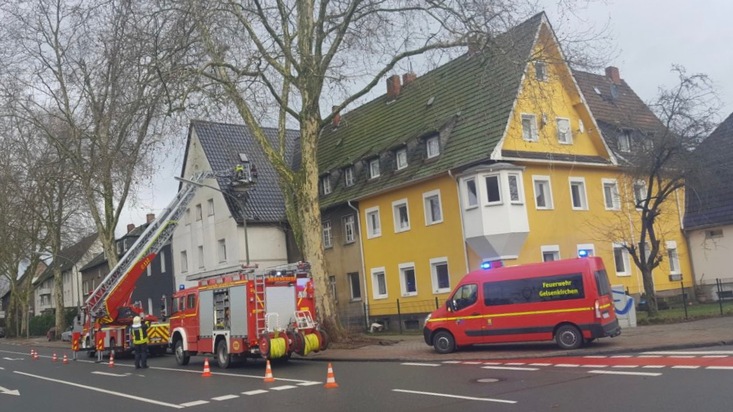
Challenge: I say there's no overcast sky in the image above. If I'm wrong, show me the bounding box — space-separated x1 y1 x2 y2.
116 0 733 235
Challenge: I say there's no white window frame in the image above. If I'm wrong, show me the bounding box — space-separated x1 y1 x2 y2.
369 158 380 179
343 215 356 244
430 257 451 294
465 177 478 209
218 239 227 263
602 179 621 210
507 172 523 204
344 166 355 187
634 180 648 209
426 136 440 158
423 190 443 226
535 60 547 81
484 174 502 205
321 176 332 195
521 114 538 142
347 272 362 301
207 198 215 216
532 176 553 209
322 220 333 248
613 242 631 276
392 199 410 233
180 250 188 273
371 267 388 299
396 147 408 170
666 241 680 274
557 117 572 144
365 206 381 239
618 131 631 152
541 245 560 262
577 243 595 257
399 262 417 297
569 177 588 210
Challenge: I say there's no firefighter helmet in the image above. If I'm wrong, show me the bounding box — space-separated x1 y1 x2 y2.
132 316 141 326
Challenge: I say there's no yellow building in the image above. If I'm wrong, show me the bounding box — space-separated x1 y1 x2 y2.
317 13 692 331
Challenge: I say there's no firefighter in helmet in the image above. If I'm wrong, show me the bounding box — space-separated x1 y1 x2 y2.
131 316 149 369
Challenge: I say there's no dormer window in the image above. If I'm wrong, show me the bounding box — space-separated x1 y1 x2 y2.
369 158 380 179
396 147 408 170
344 166 355 187
321 175 332 195
426 136 440 159
618 130 631 152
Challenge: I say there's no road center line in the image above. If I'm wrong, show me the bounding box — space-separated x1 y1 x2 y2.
392 389 516 404
482 365 539 371
212 394 239 401
14 371 184 408
401 362 441 367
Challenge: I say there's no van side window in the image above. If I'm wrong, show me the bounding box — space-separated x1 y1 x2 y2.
452 284 478 311
484 273 585 305
594 270 611 297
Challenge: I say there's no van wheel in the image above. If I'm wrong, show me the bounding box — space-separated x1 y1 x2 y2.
433 331 456 354
555 325 583 350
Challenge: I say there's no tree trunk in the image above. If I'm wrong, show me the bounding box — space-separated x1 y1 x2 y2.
641 268 659 317
54 266 65 339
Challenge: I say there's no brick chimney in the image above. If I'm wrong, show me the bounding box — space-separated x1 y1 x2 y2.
146 213 155 224
605 66 621 84
332 106 341 128
386 74 401 99
402 72 417 86
127 223 135 233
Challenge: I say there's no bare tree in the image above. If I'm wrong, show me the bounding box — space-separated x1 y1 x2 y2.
1 0 188 273
165 0 598 338
599 67 719 317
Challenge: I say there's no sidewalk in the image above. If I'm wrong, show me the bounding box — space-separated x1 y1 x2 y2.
4 316 733 362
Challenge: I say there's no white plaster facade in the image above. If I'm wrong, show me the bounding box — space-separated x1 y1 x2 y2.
687 225 733 300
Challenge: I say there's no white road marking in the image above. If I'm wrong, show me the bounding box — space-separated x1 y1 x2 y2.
482 365 539 371
554 364 579 368
702 355 728 358
297 381 322 386
242 390 268 395
638 355 663 358
212 394 239 401
668 355 695 358
401 362 441 367
0 385 20 396
706 366 733 370
610 355 632 358
14 371 184 408
642 365 665 369
504 362 526 366
482 362 502 365
671 365 699 369
529 363 552 367
588 370 662 377
611 365 638 369
91 371 130 377
269 385 298 391
442 360 461 364
2 357 24 361
462 361 483 365
393 389 516 404
179 400 209 407
584 355 608 358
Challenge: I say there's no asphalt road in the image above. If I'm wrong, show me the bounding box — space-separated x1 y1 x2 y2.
2 343 733 411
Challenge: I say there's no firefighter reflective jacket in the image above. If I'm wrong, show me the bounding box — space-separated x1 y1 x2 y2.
131 325 148 345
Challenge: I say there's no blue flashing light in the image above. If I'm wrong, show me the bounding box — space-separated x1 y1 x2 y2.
179 284 185 290
481 261 492 270
578 249 589 258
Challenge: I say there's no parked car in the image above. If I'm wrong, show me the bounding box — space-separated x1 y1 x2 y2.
61 326 73 342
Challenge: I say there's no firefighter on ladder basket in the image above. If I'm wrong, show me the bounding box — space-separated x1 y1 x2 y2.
131 316 149 369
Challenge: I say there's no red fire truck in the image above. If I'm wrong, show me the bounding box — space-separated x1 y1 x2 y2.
169 262 328 368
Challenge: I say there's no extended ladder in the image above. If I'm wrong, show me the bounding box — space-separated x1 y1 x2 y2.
85 171 218 321
254 274 267 335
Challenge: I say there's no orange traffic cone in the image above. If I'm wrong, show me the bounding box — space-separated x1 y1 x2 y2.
263 360 275 383
30 349 35 360
202 358 212 377
33 350 39 360
63 354 69 364
324 363 339 388
52 353 58 362
108 352 115 368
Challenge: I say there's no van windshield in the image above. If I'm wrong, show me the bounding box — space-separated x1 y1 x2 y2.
451 283 478 311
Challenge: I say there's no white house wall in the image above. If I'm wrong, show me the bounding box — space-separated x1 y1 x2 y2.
688 225 733 298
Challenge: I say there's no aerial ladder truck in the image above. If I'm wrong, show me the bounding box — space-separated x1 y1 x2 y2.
79 164 256 356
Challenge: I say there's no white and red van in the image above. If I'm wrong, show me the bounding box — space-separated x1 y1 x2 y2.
424 257 621 353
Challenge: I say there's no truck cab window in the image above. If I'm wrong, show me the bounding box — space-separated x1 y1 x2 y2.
452 283 478 311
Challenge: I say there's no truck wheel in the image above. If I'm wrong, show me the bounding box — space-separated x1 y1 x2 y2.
174 339 190 366
216 340 230 369
432 331 456 354
555 324 583 350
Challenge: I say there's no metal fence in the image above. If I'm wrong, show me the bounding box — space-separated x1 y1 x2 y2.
638 278 733 319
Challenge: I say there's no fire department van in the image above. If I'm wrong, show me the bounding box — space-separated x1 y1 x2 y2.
423 257 621 353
